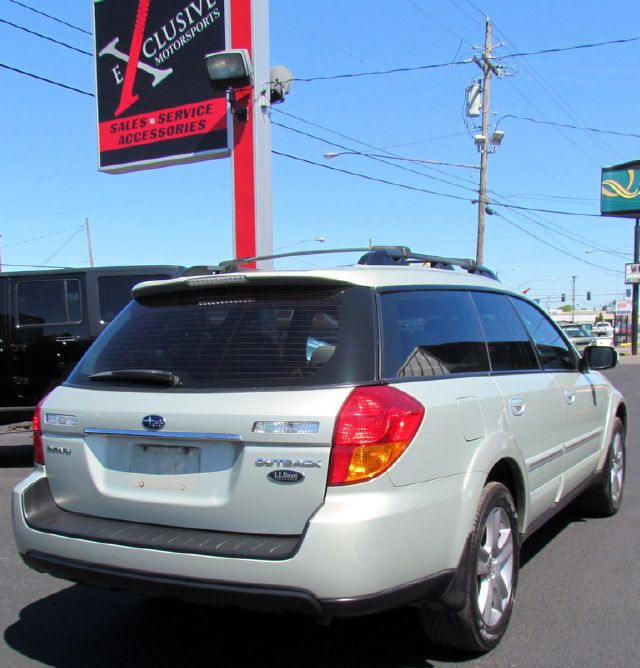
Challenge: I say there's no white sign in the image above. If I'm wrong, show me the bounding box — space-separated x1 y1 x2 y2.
616 300 632 314
625 263 640 284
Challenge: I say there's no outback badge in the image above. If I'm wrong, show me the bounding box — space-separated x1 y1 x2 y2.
267 470 305 484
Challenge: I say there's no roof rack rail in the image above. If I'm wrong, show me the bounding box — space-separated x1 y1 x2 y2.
182 246 498 281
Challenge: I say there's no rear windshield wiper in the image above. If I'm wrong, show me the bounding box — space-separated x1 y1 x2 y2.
88 369 181 386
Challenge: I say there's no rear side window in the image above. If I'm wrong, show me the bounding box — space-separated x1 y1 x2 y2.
98 274 169 323
16 279 82 326
472 292 538 372
380 290 490 378
67 285 376 390
0 277 7 326
511 298 575 370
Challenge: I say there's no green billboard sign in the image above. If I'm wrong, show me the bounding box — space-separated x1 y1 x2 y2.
601 160 640 217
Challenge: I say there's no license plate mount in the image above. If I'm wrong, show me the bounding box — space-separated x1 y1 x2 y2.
129 444 200 475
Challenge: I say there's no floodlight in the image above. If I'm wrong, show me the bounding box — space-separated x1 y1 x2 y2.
204 49 252 91
269 65 293 103
491 130 505 146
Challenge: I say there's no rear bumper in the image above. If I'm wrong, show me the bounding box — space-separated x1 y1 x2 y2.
23 477 299 561
13 469 483 610
21 549 453 618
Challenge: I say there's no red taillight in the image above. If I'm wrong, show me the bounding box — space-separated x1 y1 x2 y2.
329 385 425 485
33 402 44 466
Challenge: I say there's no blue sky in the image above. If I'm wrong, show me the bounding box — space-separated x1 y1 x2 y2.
1 0 639 310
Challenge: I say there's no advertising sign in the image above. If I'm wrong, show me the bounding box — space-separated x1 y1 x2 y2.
601 160 640 217
94 0 230 173
625 263 640 284
615 300 632 314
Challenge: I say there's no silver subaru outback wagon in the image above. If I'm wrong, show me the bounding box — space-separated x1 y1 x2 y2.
12 247 626 653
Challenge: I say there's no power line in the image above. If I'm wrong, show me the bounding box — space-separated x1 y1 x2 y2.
272 108 479 189
495 212 623 274
7 0 92 35
272 120 480 195
287 35 640 84
495 201 628 259
274 110 609 219
491 22 622 164
0 18 92 57
497 114 640 140
274 7 461 115
293 57 473 82
495 35 640 60
272 150 473 202
275 147 620 268
4 225 84 249
1 263 74 269
273 149 604 218
0 62 94 97
402 0 475 47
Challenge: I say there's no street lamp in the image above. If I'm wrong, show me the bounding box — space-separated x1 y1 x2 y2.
323 151 479 170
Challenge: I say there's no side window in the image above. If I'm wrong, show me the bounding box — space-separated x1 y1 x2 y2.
0 277 8 329
380 290 490 378
16 279 82 326
472 292 539 372
98 275 168 323
511 298 575 370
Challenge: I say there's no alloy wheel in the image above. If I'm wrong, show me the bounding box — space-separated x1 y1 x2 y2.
476 507 515 627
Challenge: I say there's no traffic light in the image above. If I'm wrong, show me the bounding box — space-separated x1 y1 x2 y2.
586 291 591 301
561 293 566 302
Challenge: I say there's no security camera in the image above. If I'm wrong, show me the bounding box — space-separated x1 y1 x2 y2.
269 65 293 104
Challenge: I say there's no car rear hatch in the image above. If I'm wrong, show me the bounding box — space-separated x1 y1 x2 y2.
38 276 377 537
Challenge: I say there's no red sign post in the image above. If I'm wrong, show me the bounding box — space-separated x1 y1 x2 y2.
229 0 272 265
93 0 273 261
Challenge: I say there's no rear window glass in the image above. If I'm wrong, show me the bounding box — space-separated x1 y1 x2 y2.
67 285 376 390
380 290 490 378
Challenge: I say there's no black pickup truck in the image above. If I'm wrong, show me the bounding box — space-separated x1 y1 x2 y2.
0 265 183 417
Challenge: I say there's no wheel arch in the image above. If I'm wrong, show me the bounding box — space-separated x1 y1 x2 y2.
485 458 526 534
615 401 627 431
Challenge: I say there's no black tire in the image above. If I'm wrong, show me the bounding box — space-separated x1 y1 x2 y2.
579 417 625 517
420 482 519 653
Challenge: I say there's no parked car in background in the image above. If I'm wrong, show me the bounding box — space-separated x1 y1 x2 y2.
0 265 183 415
593 322 614 337
559 323 596 352
13 247 626 654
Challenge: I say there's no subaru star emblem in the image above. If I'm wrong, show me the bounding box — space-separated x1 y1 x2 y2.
142 415 165 430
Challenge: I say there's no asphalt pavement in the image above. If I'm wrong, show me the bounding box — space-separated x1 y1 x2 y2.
1 360 639 666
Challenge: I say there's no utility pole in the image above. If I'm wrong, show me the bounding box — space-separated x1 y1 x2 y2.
84 218 95 268
571 275 577 323
633 219 639 355
475 17 493 265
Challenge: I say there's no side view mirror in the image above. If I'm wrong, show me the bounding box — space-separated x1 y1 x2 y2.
580 345 618 372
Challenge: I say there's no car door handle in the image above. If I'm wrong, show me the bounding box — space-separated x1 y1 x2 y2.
55 335 81 343
564 391 576 405
510 398 525 417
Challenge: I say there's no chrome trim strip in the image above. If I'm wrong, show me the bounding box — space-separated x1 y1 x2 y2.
564 427 603 454
84 428 243 442
527 446 564 473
